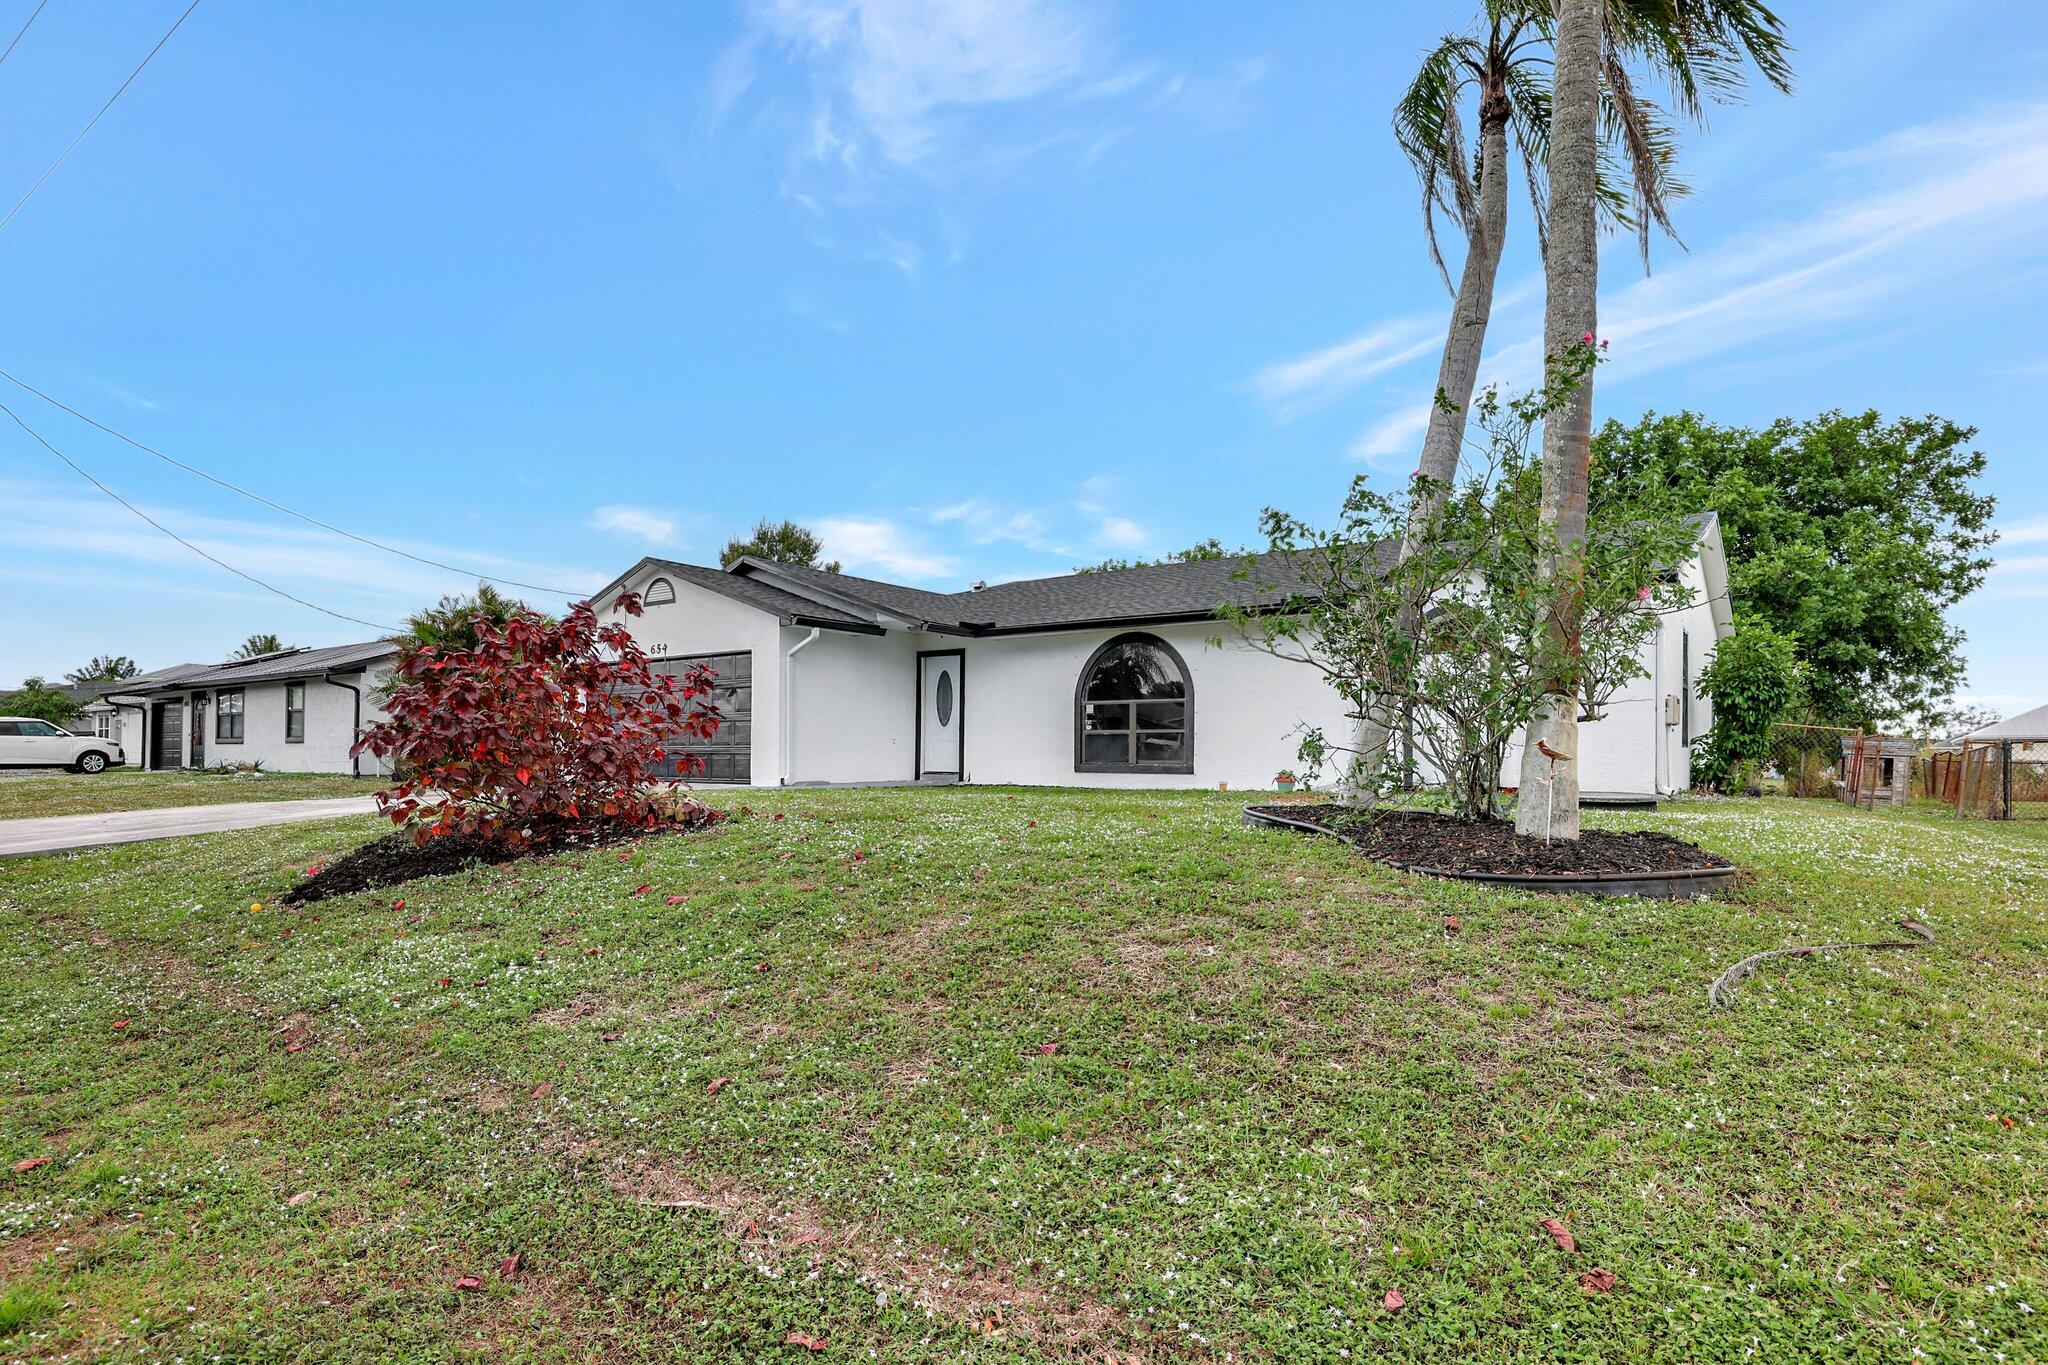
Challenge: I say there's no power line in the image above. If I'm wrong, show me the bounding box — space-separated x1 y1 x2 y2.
0 369 596 596
0 0 201 235
0 398 398 632
1 0 51 65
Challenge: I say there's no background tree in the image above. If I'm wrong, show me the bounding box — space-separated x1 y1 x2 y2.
230 633 289 661
1691 617 1806 792
1372 0 1790 806
1077 539 1242 574
1592 410 1996 727
4 677 83 726
65 655 138 684
1929 705 2001 744
721 519 840 573
395 583 547 657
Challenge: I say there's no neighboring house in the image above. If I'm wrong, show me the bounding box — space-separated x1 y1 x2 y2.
0 680 103 734
77 664 207 744
110 642 397 776
591 513 1732 795
1956 704 2048 760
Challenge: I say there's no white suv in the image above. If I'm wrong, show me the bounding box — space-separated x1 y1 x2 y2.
0 717 126 773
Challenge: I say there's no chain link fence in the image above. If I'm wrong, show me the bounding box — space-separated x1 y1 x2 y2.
1923 742 2048 819
1756 722 1856 798
1749 723 2047 819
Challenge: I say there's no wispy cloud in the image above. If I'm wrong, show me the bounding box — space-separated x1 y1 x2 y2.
929 497 1068 555
1967 521 2048 606
746 0 1107 166
873 228 922 275
1585 99 2048 399
1349 403 1435 463
1996 517 2048 547
1262 99 2048 468
86 378 159 411
1070 482 1148 550
782 287 851 332
1250 316 1442 422
705 32 763 130
931 485 1158 559
1949 692 2043 717
815 514 957 579
718 2 1266 283
0 478 602 627
588 504 681 546
1093 514 1146 549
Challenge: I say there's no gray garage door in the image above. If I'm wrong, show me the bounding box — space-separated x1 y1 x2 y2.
651 652 751 784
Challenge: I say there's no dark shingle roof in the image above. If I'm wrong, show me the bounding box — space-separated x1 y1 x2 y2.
129 641 398 692
738 561 980 628
631 513 1713 638
740 546 1395 635
959 549 1359 632
4 665 209 710
639 560 880 632
80 663 211 701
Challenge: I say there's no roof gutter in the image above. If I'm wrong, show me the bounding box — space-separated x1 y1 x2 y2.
779 627 820 786
323 672 363 779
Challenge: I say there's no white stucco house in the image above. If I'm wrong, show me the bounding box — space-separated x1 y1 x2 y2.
593 513 1732 796
109 643 396 776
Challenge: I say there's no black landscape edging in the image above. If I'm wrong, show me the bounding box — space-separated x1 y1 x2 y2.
1240 804 1736 900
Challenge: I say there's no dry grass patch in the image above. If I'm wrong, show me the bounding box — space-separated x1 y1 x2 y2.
609 1156 1134 1353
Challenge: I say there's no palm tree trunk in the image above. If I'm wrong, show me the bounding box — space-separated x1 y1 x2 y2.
1514 0 1601 841
1345 91 1512 805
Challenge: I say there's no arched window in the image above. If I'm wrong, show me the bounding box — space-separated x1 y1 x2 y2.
1075 632 1192 773
643 576 677 606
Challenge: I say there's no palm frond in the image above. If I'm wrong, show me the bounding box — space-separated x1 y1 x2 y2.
1441 79 1481 239
1608 0 1793 123
1600 37 1689 268
1393 35 1483 294
1501 63 1552 262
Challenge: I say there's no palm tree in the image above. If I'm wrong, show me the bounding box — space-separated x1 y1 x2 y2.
1515 0 1606 839
230 633 288 661
1393 0 1683 510
65 655 138 684
394 583 543 657
1513 0 1790 839
1342 0 1789 809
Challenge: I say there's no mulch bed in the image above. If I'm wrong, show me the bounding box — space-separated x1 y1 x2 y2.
1255 804 1731 878
281 811 717 906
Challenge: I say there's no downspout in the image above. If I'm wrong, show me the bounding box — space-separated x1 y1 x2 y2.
324 673 363 779
780 627 821 786
1650 615 1667 795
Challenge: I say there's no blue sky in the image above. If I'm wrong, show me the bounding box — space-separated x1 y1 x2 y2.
2 0 2045 715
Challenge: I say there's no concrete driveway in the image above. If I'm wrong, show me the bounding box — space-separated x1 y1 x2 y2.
0 796 378 858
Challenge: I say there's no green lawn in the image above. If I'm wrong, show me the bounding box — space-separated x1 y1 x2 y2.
2 791 2043 1362
0 769 376 821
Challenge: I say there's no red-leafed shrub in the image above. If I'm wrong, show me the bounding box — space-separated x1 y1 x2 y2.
353 593 720 847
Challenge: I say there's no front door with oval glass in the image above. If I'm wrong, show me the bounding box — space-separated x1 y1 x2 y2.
917 652 963 779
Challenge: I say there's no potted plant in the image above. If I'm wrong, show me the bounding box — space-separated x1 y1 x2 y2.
1274 769 1298 793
